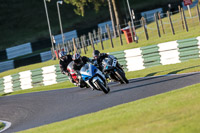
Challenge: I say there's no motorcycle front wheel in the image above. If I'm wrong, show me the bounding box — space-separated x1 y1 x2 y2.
95 79 110 94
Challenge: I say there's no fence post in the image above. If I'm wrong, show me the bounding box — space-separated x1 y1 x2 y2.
154 13 161 37
106 24 114 48
75 38 79 53
128 21 134 42
58 44 61 51
56 45 60 57
158 13 165 34
117 24 123 45
64 43 68 53
67 41 71 54
78 37 82 48
167 11 175 35
51 47 56 60
98 28 104 50
89 32 95 51
83 35 88 51
141 17 149 40
93 29 98 45
71 41 74 54
178 5 185 30
197 4 200 23
182 8 189 32
72 38 77 54
103 32 106 41
70 41 74 55
81 36 86 54
76 38 81 54
62 42 66 52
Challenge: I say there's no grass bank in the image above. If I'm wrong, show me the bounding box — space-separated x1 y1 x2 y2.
18 83 200 133
0 122 5 131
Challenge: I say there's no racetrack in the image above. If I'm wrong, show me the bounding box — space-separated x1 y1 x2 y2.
1 72 200 133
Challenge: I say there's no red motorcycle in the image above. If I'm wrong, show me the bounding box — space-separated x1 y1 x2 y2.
67 61 79 84
67 61 88 88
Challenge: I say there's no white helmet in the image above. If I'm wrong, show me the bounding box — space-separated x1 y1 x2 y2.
59 51 66 61
72 53 81 64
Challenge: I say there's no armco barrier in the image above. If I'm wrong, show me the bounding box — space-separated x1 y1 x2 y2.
6 42 32 59
125 48 145 71
0 50 52 73
141 45 161 68
0 60 14 72
0 65 69 94
0 30 77 62
109 51 128 71
158 41 180 65
0 36 200 94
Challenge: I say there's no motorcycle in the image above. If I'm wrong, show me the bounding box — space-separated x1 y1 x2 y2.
101 55 129 84
79 63 110 94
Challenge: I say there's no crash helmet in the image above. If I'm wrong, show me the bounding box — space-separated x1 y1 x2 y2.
72 53 81 64
93 50 100 60
59 51 67 61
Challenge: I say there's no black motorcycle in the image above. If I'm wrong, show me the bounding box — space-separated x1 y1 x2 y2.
100 55 129 84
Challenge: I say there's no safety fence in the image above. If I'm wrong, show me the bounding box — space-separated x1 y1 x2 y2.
0 50 52 73
1 4 200 73
54 3 200 57
0 36 200 94
0 30 77 62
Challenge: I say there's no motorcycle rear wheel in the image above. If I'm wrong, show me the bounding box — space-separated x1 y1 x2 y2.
115 69 129 84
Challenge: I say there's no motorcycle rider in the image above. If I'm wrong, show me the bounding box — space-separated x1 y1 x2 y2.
92 50 124 72
59 51 75 84
92 50 109 71
93 50 109 63
72 53 91 88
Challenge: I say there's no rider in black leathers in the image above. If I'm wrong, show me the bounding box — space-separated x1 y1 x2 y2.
92 50 124 72
92 50 109 71
58 51 75 84
72 53 91 88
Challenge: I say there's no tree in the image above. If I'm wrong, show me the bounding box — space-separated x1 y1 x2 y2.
64 0 105 16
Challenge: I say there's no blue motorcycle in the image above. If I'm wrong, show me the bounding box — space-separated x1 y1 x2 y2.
79 63 110 94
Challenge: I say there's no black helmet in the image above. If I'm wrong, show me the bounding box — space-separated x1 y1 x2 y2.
72 53 81 64
59 51 67 61
93 50 100 59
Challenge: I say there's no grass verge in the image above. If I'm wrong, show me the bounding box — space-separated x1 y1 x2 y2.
0 122 5 131
18 83 200 133
1 58 200 97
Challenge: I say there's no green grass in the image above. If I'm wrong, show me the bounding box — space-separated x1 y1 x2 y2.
18 82 200 133
126 58 200 79
0 122 5 131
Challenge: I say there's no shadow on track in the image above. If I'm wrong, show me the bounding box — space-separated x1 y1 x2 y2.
111 73 199 93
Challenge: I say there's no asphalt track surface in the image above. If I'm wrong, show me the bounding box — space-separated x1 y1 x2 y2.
1 72 200 133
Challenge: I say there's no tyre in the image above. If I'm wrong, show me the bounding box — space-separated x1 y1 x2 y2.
95 79 110 94
115 69 129 84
